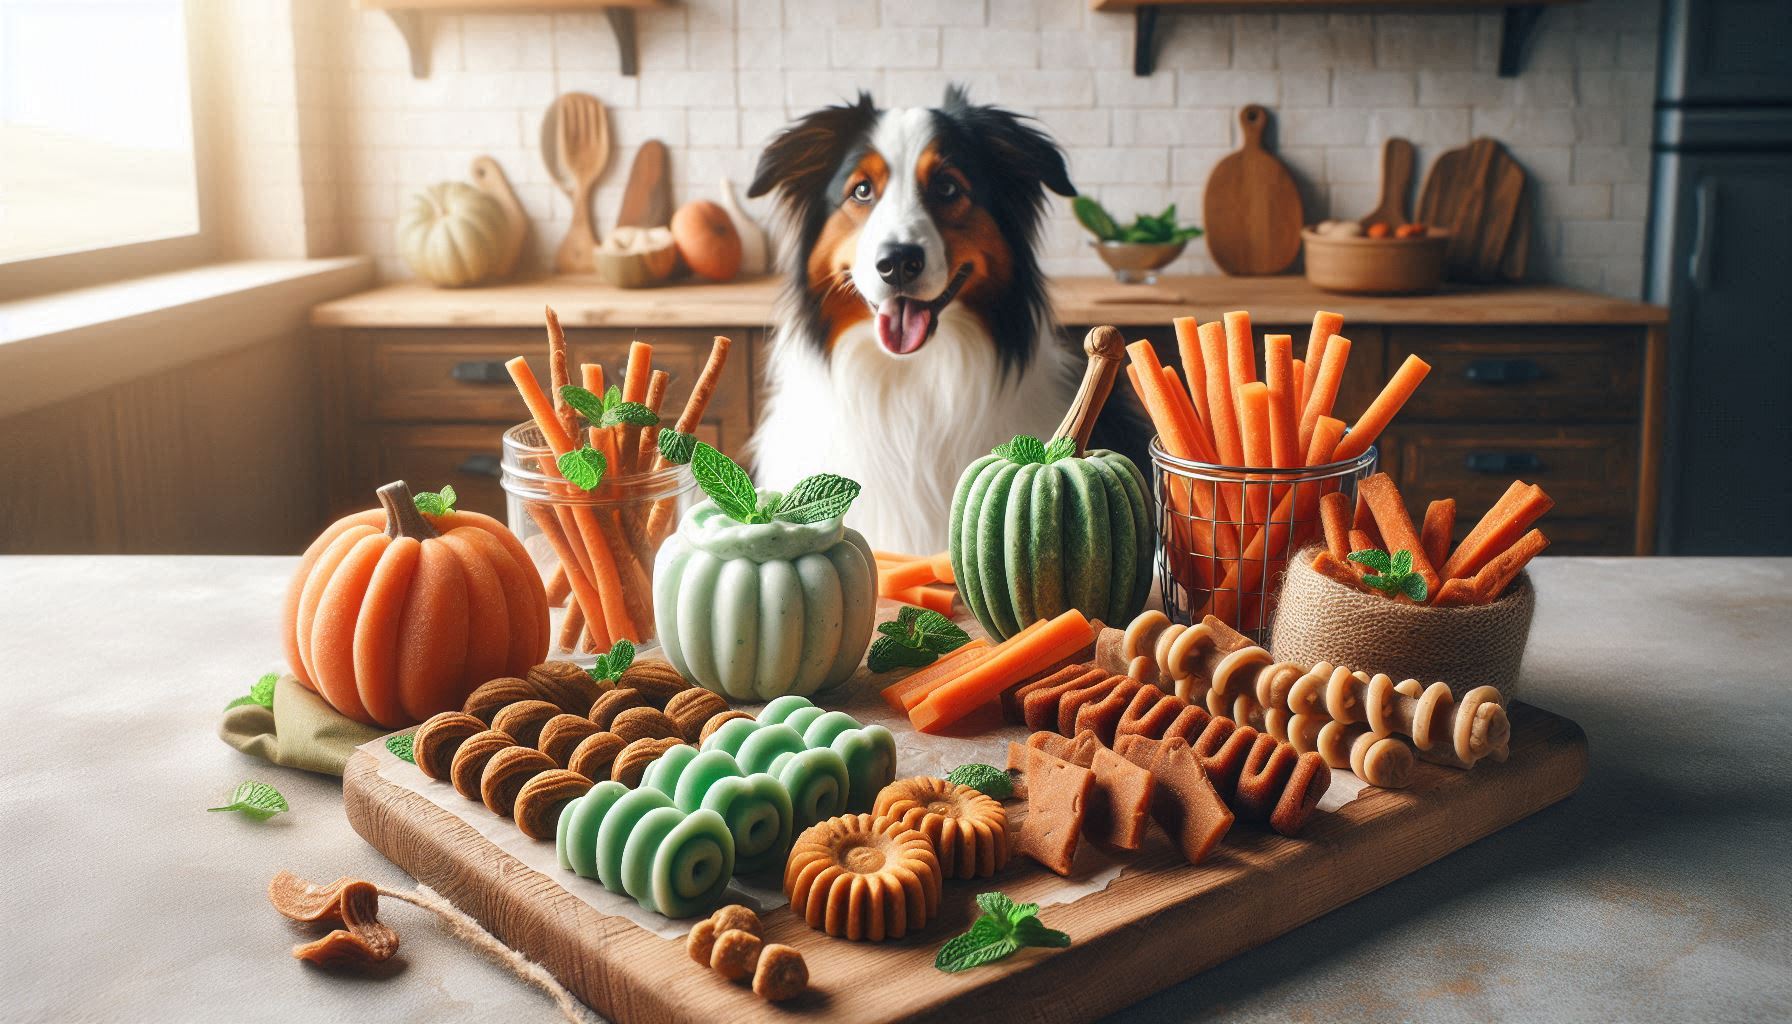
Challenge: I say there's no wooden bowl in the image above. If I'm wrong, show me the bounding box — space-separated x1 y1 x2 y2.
1301 228 1450 295
593 228 679 289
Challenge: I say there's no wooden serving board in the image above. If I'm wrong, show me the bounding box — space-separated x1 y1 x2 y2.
344 702 1585 1023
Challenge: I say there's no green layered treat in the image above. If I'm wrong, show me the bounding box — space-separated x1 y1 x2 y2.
556 781 734 918
642 746 794 875
701 720 850 827
749 696 898 811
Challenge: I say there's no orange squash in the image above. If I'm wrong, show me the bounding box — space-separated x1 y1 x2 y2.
670 200 742 282
281 481 549 727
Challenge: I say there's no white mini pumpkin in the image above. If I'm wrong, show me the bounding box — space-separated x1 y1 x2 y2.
396 183 507 288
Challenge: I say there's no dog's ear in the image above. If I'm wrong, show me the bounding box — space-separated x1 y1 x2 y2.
748 92 879 201
937 86 1076 199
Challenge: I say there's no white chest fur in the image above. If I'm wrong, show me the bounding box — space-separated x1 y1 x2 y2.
749 306 1073 555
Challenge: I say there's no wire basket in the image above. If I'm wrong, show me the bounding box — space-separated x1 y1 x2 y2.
1150 437 1378 644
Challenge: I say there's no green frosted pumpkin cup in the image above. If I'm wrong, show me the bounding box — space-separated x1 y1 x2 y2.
652 490 876 701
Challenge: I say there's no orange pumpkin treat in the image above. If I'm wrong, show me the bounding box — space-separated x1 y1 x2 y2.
1007 743 1095 876
282 480 549 729
784 814 941 941
872 777 1010 880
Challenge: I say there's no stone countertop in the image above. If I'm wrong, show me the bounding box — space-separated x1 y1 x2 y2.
0 556 1784 1022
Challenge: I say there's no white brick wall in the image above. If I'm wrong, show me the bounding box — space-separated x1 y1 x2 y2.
329 0 1658 297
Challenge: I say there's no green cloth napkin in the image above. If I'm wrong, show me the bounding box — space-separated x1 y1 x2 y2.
218 675 385 777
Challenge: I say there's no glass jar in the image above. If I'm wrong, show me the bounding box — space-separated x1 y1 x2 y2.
500 420 697 661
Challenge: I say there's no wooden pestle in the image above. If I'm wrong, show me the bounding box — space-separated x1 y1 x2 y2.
1098 611 1511 769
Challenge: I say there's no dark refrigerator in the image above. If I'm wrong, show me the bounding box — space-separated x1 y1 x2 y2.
1647 0 1792 554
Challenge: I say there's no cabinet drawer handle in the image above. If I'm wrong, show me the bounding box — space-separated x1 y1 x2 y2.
1464 358 1544 385
451 360 512 384
1465 452 1542 474
458 454 501 478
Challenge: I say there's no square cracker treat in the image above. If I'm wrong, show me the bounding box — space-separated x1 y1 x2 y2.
1007 741 1095 876
1115 734 1234 865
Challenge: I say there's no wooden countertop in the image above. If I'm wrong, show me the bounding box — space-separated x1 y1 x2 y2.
309 274 1667 328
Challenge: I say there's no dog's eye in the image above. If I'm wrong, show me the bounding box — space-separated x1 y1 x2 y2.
850 180 874 204
932 178 962 201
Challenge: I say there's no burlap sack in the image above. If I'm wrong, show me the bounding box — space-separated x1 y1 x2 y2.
1269 546 1534 701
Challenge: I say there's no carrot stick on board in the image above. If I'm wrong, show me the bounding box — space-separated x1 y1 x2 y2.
1297 334 1352 455
873 549 923 563
1320 491 1352 561
1299 311 1345 412
1420 499 1457 572
910 609 1095 733
1332 354 1432 461
1471 527 1549 600
1358 473 1440 594
888 585 957 615
1224 310 1257 393
882 640 993 713
1198 321 1244 466
1264 333 1300 469
1442 483 1554 581
880 556 948 594
1172 316 1215 447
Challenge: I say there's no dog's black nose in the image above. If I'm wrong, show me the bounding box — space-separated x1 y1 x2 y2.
874 243 925 287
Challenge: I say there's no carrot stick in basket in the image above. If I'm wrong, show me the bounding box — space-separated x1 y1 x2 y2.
1305 415 1346 468
1470 528 1549 601
1125 348 1225 583
1162 367 1220 464
1320 491 1352 561
1224 310 1257 392
1299 311 1345 412
1172 316 1216 453
1298 334 1352 455
1442 483 1554 581
1420 499 1456 572
1292 357 1306 411
1358 473 1440 594
1332 355 1431 461
1264 334 1299 469
1311 551 1366 591
1348 529 1378 556
1238 382 1273 522
1432 578 1481 607
1197 321 1244 467
1352 491 1384 550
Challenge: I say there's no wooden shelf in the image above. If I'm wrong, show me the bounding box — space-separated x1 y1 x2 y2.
355 0 664 78
1090 0 1583 78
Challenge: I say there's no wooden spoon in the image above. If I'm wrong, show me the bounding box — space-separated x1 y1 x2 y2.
553 92 610 274
1359 137 1415 229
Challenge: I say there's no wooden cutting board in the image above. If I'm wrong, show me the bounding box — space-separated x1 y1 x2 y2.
616 139 673 229
470 155 528 279
344 702 1586 1023
1417 137 1531 283
1203 105 1304 276
1359 137 1416 229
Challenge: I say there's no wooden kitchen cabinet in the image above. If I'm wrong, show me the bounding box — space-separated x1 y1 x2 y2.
312 275 1665 552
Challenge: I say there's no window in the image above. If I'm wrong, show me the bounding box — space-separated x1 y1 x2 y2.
0 0 205 291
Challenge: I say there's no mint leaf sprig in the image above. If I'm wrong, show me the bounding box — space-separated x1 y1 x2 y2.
225 672 278 712
867 606 972 673
1347 548 1430 603
386 733 415 764
658 428 698 466
946 763 1014 800
589 639 636 684
207 780 289 821
557 446 608 492
689 442 862 527
993 434 1076 466
413 485 458 516
935 892 1070 973
560 384 660 429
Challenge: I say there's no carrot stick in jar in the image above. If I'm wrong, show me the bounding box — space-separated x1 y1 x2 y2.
618 341 654 475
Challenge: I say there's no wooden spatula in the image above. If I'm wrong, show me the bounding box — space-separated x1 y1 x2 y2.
1203 105 1304 276
552 92 610 274
1359 137 1415 229
615 139 672 230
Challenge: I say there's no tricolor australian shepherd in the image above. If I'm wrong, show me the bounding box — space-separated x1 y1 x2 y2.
747 86 1081 554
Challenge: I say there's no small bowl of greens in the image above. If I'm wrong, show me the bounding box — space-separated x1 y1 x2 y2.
1075 197 1202 284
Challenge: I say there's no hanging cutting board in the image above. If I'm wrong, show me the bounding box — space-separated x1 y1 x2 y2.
1417 137 1531 283
1359 137 1415 229
615 139 673 230
470 155 529 279
1203 105 1304 276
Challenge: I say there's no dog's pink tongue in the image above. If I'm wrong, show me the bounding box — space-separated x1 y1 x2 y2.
875 298 932 355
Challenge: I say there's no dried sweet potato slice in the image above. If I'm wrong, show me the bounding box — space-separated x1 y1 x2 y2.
1008 742 1094 876
268 871 400 968
1114 735 1233 865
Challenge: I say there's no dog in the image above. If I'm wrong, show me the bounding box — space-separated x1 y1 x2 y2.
746 86 1081 555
